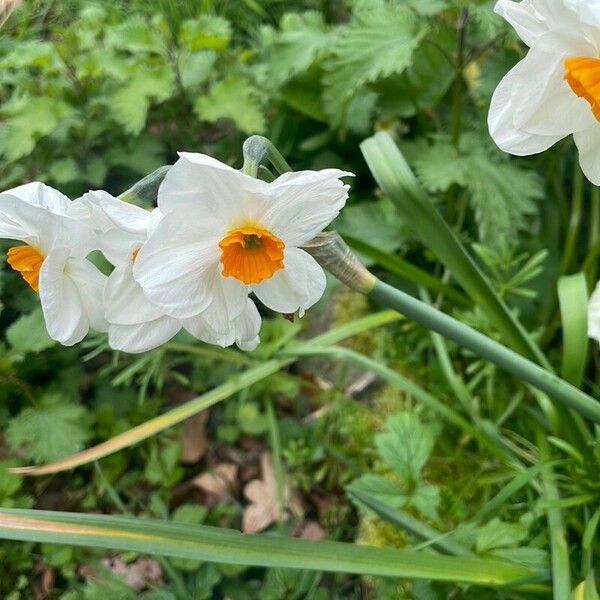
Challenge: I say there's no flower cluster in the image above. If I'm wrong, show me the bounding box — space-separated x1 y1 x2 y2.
489 0 600 184
0 153 351 353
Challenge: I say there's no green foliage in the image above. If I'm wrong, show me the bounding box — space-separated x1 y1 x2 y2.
348 413 441 521
6 394 91 463
413 137 542 248
6 307 56 354
323 3 426 124
0 0 599 598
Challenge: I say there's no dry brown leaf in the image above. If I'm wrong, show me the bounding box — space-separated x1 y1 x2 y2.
181 409 209 464
243 453 279 533
295 520 327 541
192 462 238 499
99 557 163 591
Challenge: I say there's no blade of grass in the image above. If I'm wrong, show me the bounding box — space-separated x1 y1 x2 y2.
360 131 549 368
10 311 400 476
471 463 547 524
558 273 589 386
537 430 571 599
0 508 544 587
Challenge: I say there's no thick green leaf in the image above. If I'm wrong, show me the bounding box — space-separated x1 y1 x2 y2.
0 508 543 586
558 273 589 386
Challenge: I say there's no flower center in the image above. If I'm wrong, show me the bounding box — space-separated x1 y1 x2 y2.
219 226 285 285
6 245 45 292
564 56 600 121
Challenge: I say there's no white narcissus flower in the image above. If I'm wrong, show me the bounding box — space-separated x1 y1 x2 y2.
489 0 600 183
0 182 107 345
133 153 352 346
84 190 261 353
588 281 600 343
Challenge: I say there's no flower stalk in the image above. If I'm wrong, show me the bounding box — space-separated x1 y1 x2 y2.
312 233 600 425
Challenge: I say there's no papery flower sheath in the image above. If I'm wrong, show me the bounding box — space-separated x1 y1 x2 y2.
489 0 600 183
0 183 107 345
133 153 352 345
84 190 261 352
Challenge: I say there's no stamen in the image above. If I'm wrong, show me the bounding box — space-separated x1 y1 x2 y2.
219 226 284 284
7 245 45 292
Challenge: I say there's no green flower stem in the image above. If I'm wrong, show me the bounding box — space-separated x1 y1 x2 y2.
536 430 571 599
560 164 585 275
369 279 600 424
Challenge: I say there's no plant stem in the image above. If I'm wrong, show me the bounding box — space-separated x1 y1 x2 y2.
451 9 469 148
369 279 600 424
586 185 600 287
265 398 285 526
536 431 571 599
560 164 584 274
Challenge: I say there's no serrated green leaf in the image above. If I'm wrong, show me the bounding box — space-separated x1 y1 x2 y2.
409 484 440 521
347 474 407 509
413 139 542 248
179 50 217 89
104 15 164 53
375 413 437 488
323 4 426 122
179 15 231 51
108 66 174 135
195 75 265 134
467 156 541 249
6 308 56 354
262 12 332 86
0 97 73 162
476 518 528 554
414 142 468 193
6 395 91 463
49 158 80 184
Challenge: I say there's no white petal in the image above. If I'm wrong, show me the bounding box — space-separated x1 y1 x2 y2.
104 261 164 325
234 299 261 351
67 258 108 333
99 228 145 266
181 298 260 350
511 32 597 136
133 211 221 319
573 126 600 185
39 248 88 345
564 0 600 28
83 190 154 235
253 247 326 314
158 153 270 229
0 189 98 256
494 0 546 47
108 317 181 353
198 264 248 334
181 313 233 348
588 280 600 342
0 192 51 246
263 169 353 246
494 0 582 44
488 61 564 155
5 182 71 214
